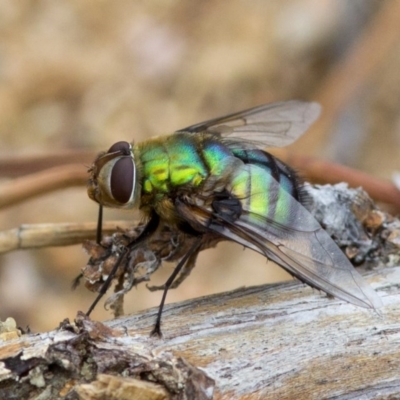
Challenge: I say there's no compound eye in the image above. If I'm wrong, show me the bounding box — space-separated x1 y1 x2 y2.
108 141 130 155
110 157 135 203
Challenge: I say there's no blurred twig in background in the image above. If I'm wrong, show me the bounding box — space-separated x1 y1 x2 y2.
2 153 399 213
272 149 400 213
0 164 87 209
0 150 95 178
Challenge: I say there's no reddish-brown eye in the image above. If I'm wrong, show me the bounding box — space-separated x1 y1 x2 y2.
108 141 130 155
110 158 134 203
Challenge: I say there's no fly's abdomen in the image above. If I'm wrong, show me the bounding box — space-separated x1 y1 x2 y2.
231 148 301 201
229 148 303 226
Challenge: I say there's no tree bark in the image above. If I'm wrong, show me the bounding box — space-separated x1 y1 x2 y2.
1 265 399 400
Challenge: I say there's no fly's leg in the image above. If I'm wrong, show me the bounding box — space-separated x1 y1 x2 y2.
96 204 103 244
86 211 160 316
71 273 83 290
86 246 128 316
71 205 104 289
147 248 200 292
151 238 202 337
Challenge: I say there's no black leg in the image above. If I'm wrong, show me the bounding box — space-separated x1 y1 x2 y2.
71 273 83 290
71 204 104 290
150 238 202 337
86 211 160 316
96 204 103 244
147 246 200 291
86 246 128 316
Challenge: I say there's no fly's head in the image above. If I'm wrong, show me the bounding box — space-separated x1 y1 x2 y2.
88 141 140 209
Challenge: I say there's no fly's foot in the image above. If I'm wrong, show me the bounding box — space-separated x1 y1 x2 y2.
150 322 163 338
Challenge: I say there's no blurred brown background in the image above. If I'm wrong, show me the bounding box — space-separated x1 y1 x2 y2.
0 0 399 332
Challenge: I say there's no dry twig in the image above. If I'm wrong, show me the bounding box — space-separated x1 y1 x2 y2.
272 149 400 212
0 221 133 254
0 164 88 209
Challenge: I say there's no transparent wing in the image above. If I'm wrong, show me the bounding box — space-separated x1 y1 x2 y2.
177 101 321 148
175 192 382 311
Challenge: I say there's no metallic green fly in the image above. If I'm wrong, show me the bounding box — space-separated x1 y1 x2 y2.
87 100 382 335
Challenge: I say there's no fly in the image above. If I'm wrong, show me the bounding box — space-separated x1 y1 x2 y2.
86 100 382 336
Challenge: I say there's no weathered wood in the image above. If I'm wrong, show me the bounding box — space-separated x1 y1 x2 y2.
0 265 399 400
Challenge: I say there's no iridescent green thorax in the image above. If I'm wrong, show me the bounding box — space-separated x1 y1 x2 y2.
138 134 205 195
137 133 237 197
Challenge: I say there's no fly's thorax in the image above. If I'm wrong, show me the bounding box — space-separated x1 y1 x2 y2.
87 141 141 209
136 133 244 198
137 133 209 196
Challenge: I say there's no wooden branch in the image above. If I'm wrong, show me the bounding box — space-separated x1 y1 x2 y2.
0 221 134 254
0 266 399 399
